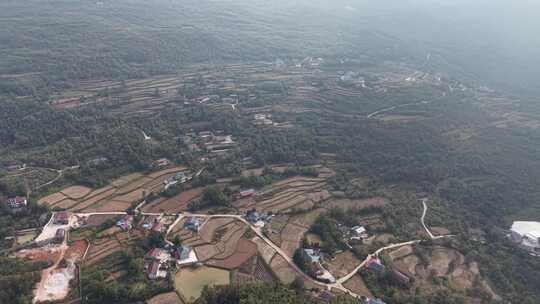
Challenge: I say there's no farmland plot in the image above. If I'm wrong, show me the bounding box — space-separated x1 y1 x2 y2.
246 176 330 213
269 254 297 284
37 167 187 212
38 192 67 206
60 186 92 199
143 187 203 213
279 223 307 257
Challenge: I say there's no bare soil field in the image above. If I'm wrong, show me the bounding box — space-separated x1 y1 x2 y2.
116 176 153 195
143 187 203 213
194 244 220 262
53 199 79 209
199 218 236 243
212 225 247 258
111 173 145 188
71 187 117 211
65 240 88 262
60 186 92 199
252 237 277 264
16 247 62 264
114 188 146 203
189 219 248 263
269 254 297 284
206 239 258 269
38 168 186 212
84 200 132 213
38 192 67 206
279 223 307 257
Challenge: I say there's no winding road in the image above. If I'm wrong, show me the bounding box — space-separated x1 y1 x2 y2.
420 198 435 239
366 100 431 119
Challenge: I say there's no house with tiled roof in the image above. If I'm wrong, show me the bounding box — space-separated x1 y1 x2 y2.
5 196 27 213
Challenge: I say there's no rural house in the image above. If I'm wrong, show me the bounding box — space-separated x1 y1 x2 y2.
302 249 324 276
152 158 171 168
173 245 198 265
147 261 167 280
6 163 26 172
246 209 261 223
6 196 28 212
116 215 133 231
365 256 385 272
142 215 159 229
350 226 368 241
54 228 66 244
239 189 255 198
174 171 188 183
173 245 191 260
184 217 201 232
53 212 70 225
147 248 170 262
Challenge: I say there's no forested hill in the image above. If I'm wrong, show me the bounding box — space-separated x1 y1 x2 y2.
0 0 404 96
1 0 539 98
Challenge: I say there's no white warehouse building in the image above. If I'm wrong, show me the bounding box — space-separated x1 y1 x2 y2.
510 221 540 256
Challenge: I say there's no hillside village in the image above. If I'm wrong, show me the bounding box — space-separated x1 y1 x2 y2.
4 160 500 304
1 59 533 304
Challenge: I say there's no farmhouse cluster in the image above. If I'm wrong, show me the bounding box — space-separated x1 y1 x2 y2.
1 60 508 304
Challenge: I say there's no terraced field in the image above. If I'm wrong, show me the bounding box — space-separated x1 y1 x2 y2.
142 187 203 213
169 217 249 264
37 166 186 212
84 229 143 282
235 175 331 213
